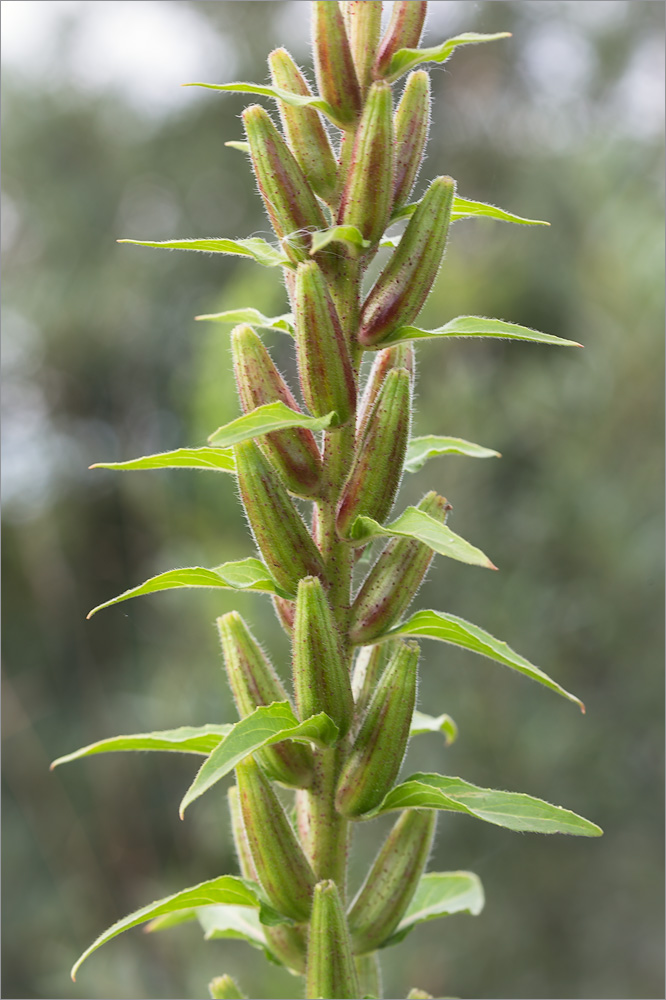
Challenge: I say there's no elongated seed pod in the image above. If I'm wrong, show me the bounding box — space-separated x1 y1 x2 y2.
208 975 246 1000
243 104 327 263
234 439 325 594
338 81 395 246
341 1 383 95
350 492 451 644
293 576 354 737
393 70 431 211
269 48 338 204
374 1 428 79
218 613 313 787
306 880 360 999
356 342 414 440
359 175 455 346
232 324 322 497
294 261 357 424
348 808 436 953
312 1 362 128
336 367 411 537
335 640 419 817
236 756 316 922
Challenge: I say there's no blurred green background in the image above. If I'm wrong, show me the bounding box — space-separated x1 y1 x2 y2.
2 2 664 998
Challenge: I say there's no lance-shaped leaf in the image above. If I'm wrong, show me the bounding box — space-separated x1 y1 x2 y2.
309 225 370 257
195 308 294 335
51 724 231 769
91 448 235 474
382 609 585 710
182 81 339 127
381 871 485 948
385 32 512 83
410 711 458 746
405 436 500 474
179 702 338 817
392 194 550 226
87 558 289 619
380 315 583 348
70 876 285 981
208 401 337 448
118 237 290 268
346 507 498 571
364 773 604 836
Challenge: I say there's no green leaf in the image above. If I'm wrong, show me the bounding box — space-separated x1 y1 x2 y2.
383 609 585 710
347 508 497 570
382 871 484 948
225 140 250 153
87 557 289 619
182 81 340 126
198 905 268 950
392 194 549 226
91 448 235 474
405 435 500 474
50 724 232 769
71 876 284 981
386 32 512 82
179 702 339 817
410 711 458 746
118 237 290 268
309 225 371 257
194 308 294 335
381 315 583 348
369 773 604 837
145 910 198 933
208 401 337 447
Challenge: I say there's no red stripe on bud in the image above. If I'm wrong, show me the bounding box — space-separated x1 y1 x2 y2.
393 70 431 211
312 1 362 128
374 1 428 79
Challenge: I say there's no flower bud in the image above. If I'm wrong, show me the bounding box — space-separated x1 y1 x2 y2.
234 439 325 594
355 953 382 1000
312 1 362 128
356 343 414 440
338 81 395 246
232 324 322 497
374 1 428 79
243 104 327 263
268 48 338 204
335 640 419 817
306 880 360 1000
236 756 316 922
359 175 455 346
293 576 354 738
351 641 395 722
209 975 246 1000
341 1 383 96
272 595 295 635
407 991 434 999
264 923 308 976
218 613 314 788
336 368 411 537
393 70 431 211
294 261 357 424
350 492 451 644
228 784 258 881
348 808 436 953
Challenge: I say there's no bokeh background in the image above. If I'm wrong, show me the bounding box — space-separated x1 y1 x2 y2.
2 2 664 998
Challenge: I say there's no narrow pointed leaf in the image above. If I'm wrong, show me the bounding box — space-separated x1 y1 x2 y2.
91 448 235 474
381 871 484 948
208 401 337 448
309 225 371 256
118 237 290 268
144 910 198 933
194 309 294 335
183 81 338 125
405 436 500 473
51 724 232 768
392 195 549 226
410 711 458 745
179 702 338 817
386 33 512 82
381 315 583 348
383 609 585 710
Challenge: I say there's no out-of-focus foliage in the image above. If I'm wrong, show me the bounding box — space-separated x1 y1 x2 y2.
1 2 663 998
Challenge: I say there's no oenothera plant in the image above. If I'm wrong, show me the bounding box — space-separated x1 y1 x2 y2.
54 4 602 998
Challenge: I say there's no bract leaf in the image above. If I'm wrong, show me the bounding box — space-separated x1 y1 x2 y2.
51 724 231 769
225 140 250 153
183 81 339 126
194 308 294 335
410 711 458 745
381 871 484 948
198 904 267 947
380 315 582 348
118 237 290 268
386 32 512 82
91 448 235 474
405 436 500 474
309 225 371 257
392 194 549 226
208 401 337 447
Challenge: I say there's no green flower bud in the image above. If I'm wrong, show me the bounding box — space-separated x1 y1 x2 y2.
338 81 395 247
268 47 338 204
336 368 411 537
208 975 247 1000
228 784 258 881
293 576 354 737
243 104 327 263
374 1 428 79
355 952 383 1000
294 261 357 424
335 640 419 817
306 880 360 999
232 324 322 497
236 756 316 922
218 613 314 788
393 70 431 211
348 808 436 953
351 641 395 723
407 991 434 999
264 923 308 976
356 343 414 441
341 1 383 96
272 595 295 635
234 439 325 594
312 1 362 128
350 492 451 644
359 175 455 346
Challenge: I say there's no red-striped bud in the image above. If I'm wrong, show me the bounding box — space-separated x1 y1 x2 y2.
269 48 338 204
340 1 383 96
234 439 325 594
348 808 436 953
359 175 455 346
335 640 419 817
218 613 313 788
312 1 362 128
393 70 431 211
336 367 411 537
338 81 395 246
294 261 357 424
228 784 258 881
293 576 354 737
272 595 295 635
236 756 316 922
306 880 360 999
356 342 414 440
374 1 428 79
